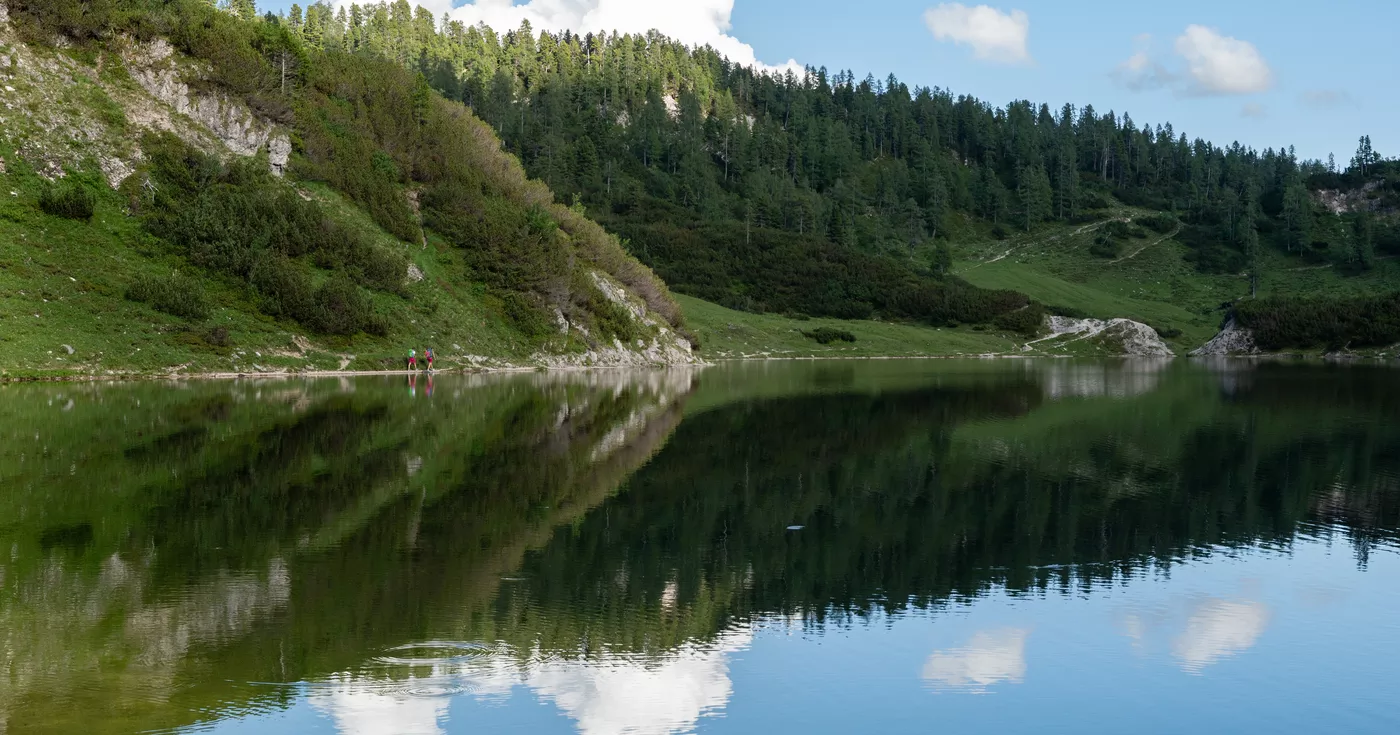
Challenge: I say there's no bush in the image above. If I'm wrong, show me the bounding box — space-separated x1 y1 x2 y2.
1139 213 1178 234
802 327 857 345
1090 234 1122 259
39 181 96 221
308 276 386 336
1047 305 1091 319
1234 293 1400 350
251 253 315 320
126 272 211 321
1154 326 1183 340
498 291 556 341
993 303 1046 336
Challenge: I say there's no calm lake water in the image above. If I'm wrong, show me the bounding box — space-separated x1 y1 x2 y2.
1 359 1398 734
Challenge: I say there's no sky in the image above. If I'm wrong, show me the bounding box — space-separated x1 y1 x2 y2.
256 0 1398 163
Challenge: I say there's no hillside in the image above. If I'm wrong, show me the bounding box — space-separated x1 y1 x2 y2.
0 0 698 379
293 0 1399 355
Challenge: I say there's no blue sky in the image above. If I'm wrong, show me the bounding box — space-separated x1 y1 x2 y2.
258 0 1397 163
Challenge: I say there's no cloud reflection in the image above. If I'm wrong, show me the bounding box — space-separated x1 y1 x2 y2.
1172 599 1270 673
921 628 1029 693
309 628 751 735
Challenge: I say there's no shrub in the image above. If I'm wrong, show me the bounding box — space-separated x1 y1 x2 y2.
251 253 314 320
1139 213 1178 234
1234 293 1400 350
39 181 96 221
499 291 556 341
1047 305 1091 319
993 303 1047 336
1090 234 1122 259
126 272 211 321
1154 326 1183 340
308 276 386 336
802 327 857 345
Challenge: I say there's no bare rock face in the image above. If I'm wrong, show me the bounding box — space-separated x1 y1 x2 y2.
1032 316 1174 357
533 271 701 368
1191 319 1260 356
124 39 289 176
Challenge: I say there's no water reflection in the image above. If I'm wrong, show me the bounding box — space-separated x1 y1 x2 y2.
922 628 1029 693
0 360 1397 733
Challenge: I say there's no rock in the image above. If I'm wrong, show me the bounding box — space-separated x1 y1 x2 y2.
1030 316 1174 357
267 135 291 176
1191 318 1259 356
61 344 74 355
406 263 425 283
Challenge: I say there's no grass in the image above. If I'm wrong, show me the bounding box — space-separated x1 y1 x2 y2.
951 208 1400 351
0 151 561 379
676 293 1024 359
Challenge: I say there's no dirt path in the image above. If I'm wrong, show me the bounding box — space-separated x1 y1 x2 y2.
960 216 1132 273
1109 226 1181 264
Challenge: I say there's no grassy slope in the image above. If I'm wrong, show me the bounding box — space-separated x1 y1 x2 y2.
951 207 1400 350
676 294 1023 359
0 162 542 378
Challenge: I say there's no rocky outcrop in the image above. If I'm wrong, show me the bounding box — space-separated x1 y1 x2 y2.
534 271 702 368
122 39 290 176
1029 316 1174 357
1190 319 1259 356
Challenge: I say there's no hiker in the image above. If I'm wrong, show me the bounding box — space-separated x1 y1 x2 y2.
425 347 434 372
407 349 417 371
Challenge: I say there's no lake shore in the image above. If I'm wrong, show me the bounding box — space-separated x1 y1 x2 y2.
3 349 1396 384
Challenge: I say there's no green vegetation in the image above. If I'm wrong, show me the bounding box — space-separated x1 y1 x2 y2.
0 0 689 377
677 294 1021 358
37 178 97 220
803 327 857 345
211 0 1392 351
1236 293 1400 351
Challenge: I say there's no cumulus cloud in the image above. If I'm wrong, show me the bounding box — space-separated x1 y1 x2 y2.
341 0 801 75
923 4 1032 65
1300 89 1355 109
921 628 1029 693
1173 25 1273 95
1172 598 1270 673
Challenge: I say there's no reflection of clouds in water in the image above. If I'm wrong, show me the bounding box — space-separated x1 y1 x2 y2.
1172 599 1270 673
1036 360 1170 400
310 628 751 735
310 680 450 735
921 628 1028 693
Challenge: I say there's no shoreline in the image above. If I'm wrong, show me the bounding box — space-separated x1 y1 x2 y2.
2 350 1395 384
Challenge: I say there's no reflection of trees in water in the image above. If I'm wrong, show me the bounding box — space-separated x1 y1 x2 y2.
0 370 696 734
502 367 1400 659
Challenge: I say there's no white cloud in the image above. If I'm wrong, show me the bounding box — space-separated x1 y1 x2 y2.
921 628 1029 693
1172 598 1270 673
923 4 1032 65
347 0 801 76
1173 25 1273 95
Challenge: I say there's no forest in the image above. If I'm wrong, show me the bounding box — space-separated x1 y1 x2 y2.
258 0 1400 323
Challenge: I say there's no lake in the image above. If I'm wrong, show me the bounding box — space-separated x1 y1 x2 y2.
1 359 1398 734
